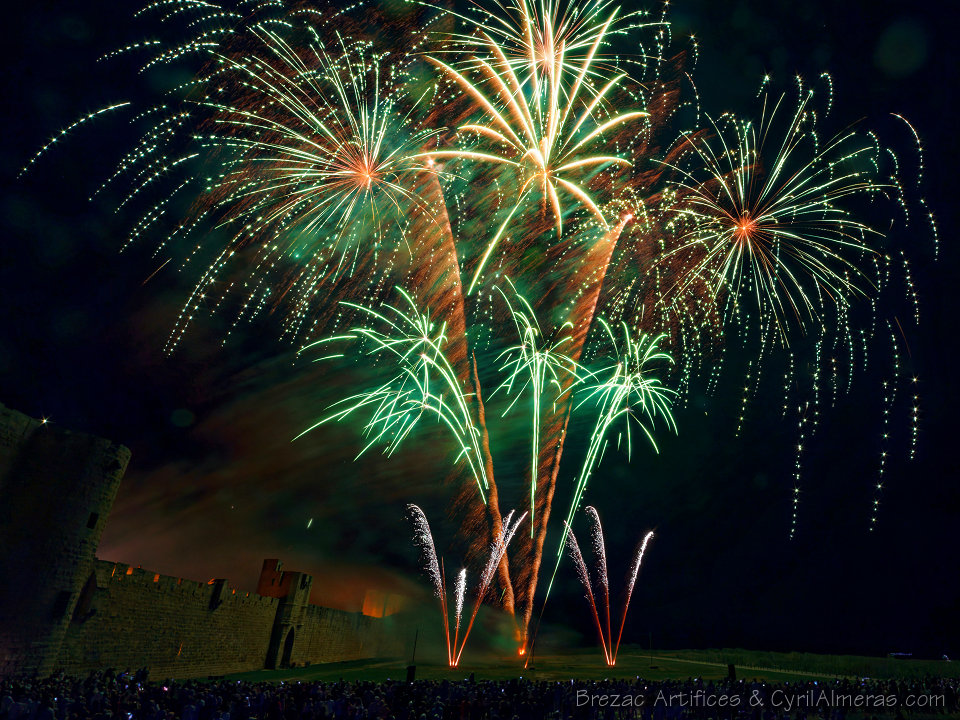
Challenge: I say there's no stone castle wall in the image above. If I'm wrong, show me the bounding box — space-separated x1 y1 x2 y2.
55 561 404 679
57 561 279 678
0 403 129 676
0 402 404 679
294 604 399 667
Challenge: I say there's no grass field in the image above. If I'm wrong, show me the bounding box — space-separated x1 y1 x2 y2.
222 647 959 684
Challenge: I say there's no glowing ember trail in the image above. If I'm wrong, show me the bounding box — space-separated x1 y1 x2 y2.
25 0 938 655
407 504 526 667
565 507 655 665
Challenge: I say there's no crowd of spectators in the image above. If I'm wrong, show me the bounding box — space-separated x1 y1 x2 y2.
1 669 957 720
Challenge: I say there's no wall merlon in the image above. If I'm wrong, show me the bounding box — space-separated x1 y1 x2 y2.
0 402 401 680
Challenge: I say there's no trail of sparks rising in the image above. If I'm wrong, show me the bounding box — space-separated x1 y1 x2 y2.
406 504 451 662
407 505 526 667
615 528 655 658
565 508 655 665
495 282 579 535
586 506 611 652
453 567 467 654
564 519 609 663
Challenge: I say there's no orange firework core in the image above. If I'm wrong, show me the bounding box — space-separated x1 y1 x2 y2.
733 214 757 243
356 163 378 189
338 147 380 191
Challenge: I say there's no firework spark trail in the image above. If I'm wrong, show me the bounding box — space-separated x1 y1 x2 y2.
407 504 451 663
586 506 611 654
408 505 525 666
407 505 444 598
563 520 610 664
566 509 654 665
296 289 490 502
405 170 472 385
408 504 444 597
19 103 132 178
614 529 654 662
469 352 517 616
453 567 467 655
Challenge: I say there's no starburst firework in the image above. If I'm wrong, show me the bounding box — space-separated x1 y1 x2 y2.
26 0 936 657
660 84 886 342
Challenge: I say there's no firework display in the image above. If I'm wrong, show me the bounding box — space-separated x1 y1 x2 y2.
296 290 491 502
565 506 654 665
25 0 935 658
407 504 526 666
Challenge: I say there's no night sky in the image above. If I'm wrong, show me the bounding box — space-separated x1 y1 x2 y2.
1 0 958 658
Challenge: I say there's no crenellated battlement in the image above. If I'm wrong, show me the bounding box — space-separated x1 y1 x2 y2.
0 403 405 679
92 561 282 608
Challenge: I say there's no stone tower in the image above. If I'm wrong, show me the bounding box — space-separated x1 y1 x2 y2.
257 559 313 668
0 402 130 676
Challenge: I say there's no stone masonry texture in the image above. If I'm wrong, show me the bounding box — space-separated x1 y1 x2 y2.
0 403 403 679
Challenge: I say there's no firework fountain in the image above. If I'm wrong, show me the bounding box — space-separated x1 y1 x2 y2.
24 0 936 656
408 504 526 666
565 507 655 666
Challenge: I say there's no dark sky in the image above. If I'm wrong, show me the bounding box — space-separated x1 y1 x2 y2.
1 0 958 658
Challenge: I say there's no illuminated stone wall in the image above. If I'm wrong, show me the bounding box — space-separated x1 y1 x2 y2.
0 403 403 679
0 402 129 676
56 561 403 679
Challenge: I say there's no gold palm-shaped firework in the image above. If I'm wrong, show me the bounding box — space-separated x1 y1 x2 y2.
424 0 648 292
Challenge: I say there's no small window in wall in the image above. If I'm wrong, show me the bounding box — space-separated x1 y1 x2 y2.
86 512 100 530
51 591 72 619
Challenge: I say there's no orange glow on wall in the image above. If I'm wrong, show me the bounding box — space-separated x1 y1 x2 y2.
153 573 160 582
125 567 133 575
361 589 404 617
